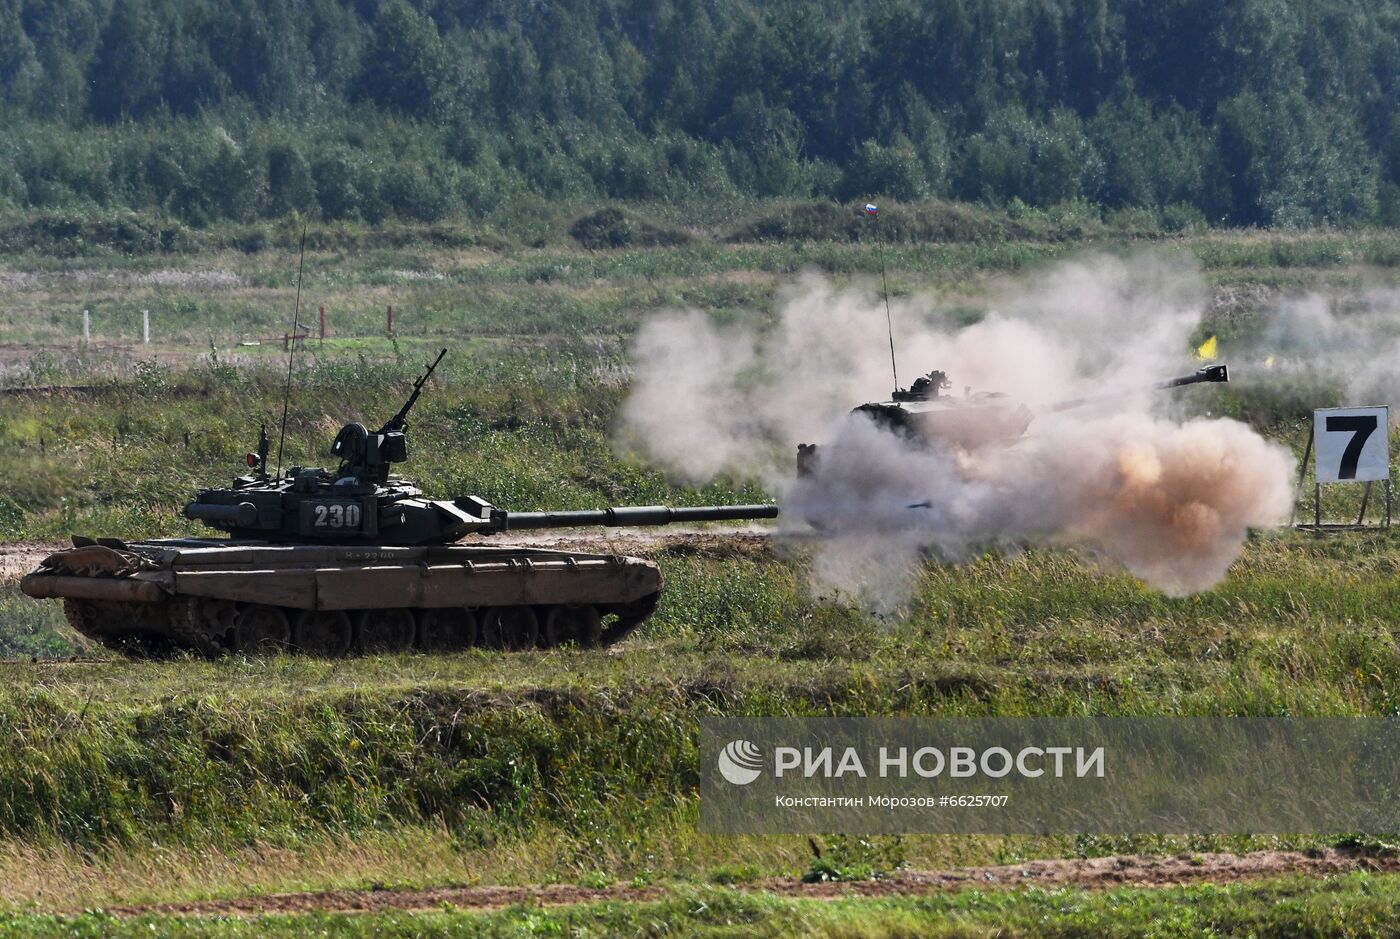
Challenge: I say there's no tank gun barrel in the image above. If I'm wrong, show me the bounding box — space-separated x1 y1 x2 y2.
1154 364 1229 388
491 503 778 532
1049 364 1229 412
378 347 446 434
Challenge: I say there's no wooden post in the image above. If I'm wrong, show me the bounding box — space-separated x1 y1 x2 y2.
142 309 150 344
1357 480 1373 526
82 309 90 345
319 305 326 344
1289 428 1313 528
387 304 394 337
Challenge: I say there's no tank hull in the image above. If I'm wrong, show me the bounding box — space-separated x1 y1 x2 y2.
22 539 661 657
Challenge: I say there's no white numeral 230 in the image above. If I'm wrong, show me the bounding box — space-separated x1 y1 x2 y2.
313 503 362 528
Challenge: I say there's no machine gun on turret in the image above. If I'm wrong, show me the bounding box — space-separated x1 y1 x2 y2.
328 348 446 484
379 347 446 435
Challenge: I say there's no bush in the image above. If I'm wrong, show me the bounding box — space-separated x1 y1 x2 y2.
0 211 192 255
568 207 691 250
802 834 907 883
570 206 632 248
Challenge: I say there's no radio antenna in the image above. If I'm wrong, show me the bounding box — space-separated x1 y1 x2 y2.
865 203 899 393
275 225 308 480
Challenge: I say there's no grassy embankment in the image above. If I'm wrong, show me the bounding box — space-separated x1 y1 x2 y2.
0 214 1396 927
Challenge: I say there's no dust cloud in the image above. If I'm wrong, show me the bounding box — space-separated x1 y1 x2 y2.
617 254 1299 604
1232 288 1400 408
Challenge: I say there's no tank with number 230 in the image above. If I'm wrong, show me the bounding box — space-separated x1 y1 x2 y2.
21 349 777 657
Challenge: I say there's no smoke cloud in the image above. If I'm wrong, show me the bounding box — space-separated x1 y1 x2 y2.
618 254 1299 604
1231 288 1400 408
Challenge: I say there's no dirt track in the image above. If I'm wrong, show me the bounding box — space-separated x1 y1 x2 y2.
87 848 1400 918
0 541 61 585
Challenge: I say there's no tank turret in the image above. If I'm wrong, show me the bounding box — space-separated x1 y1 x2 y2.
182 349 777 545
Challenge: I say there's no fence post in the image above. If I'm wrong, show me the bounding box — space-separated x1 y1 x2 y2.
142 309 150 345
82 309 90 345
387 304 394 338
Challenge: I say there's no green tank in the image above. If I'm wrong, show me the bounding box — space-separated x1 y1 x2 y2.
22 350 777 657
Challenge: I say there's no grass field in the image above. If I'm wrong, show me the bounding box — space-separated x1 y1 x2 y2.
0 208 1398 934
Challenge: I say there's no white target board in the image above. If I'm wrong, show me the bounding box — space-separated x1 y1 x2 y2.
1314 406 1390 483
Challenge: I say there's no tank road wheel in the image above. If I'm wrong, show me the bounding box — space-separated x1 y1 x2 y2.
480 607 539 651
416 608 478 653
542 605 602 649
169 597 234 657
355 609 416 655
292 610 353 658
233 605 291 655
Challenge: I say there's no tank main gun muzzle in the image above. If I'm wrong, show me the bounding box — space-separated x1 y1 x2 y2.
1155 364 1229 388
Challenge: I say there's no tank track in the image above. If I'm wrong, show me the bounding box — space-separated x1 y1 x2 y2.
61 594 660 659
62 599 177 657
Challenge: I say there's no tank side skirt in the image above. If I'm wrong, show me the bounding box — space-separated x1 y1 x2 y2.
166 559 660 610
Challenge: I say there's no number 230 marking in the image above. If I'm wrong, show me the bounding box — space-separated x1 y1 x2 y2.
313 503 362 529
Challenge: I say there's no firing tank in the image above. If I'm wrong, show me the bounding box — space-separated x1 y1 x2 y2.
22 350 777 657
797 364 1230 476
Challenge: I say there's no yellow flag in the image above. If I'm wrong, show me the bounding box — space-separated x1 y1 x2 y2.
1264 354 1275 369
1195 335 1218 360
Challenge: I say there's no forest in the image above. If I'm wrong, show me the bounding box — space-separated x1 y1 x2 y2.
0 0 1397 229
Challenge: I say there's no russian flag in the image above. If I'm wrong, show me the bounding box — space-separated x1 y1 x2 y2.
864 203 879 216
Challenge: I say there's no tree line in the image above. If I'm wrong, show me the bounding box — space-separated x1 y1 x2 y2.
0 0 1396 228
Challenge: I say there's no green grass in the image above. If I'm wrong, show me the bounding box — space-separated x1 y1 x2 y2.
0 219 1395 351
